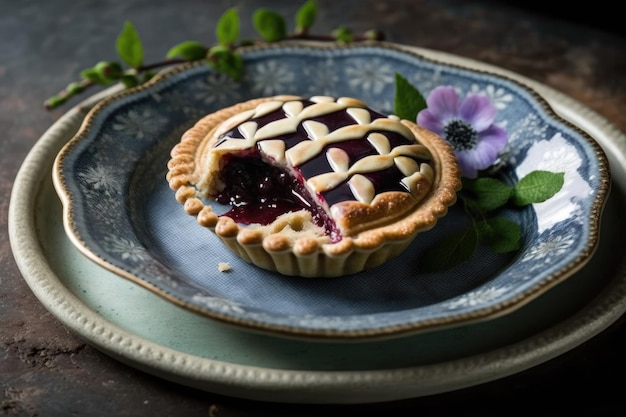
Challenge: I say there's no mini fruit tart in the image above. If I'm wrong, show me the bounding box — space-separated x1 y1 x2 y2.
167 95 461 278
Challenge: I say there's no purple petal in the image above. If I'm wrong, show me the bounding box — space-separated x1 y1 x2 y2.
454 125 508 178
477 124 508 153
457 149 494 178
455 150 480 179
472 141 500 167
416 109 444 134
425 86 460 121
459 94 497 132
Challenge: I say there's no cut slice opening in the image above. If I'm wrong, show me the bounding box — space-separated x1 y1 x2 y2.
214 147 343 243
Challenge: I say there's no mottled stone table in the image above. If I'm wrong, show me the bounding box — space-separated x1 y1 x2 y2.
2 1 626 415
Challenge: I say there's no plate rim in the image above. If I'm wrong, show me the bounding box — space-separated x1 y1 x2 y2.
8 43 626 404
49 41 611 341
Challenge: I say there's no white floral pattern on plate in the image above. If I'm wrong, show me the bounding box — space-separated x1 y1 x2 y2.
52 43 610 340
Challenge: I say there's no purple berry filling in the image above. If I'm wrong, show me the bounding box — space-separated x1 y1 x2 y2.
214 148 343 243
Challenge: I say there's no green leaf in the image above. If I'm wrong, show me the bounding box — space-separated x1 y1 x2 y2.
512 170 564 206
331 26 353 43
477 217 521 253
295 0 317 33
421 226 478 272
141 70 157 83
121 74 140 88
462 177 513 212
80 67 107 84
167 41 208 60
92 61 123 84
116 21 144 68
66 82 85 95
44 95 68 109
216 8 240 46
208 46 244 80
105 61 123 79
253 8 287 42
394 72 427 121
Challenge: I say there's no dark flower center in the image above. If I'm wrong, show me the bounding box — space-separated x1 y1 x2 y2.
444 119 477 150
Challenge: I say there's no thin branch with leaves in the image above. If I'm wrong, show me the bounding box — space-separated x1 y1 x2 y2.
44 0 383 110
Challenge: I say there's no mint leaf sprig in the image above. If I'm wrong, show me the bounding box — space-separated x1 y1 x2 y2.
423 170 565 272
44 0 383 110
422 171 564 272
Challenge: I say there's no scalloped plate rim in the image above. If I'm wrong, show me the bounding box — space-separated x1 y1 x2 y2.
51 41 610 341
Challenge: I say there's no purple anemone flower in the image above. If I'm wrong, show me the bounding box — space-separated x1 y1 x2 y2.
417 86 508 178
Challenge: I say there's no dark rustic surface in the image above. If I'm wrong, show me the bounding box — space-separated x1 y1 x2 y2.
2 1 626 415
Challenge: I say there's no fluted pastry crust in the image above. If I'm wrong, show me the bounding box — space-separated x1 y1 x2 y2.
167 95 461 277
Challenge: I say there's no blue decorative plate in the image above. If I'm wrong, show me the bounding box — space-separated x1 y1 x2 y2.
52 42 610 341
